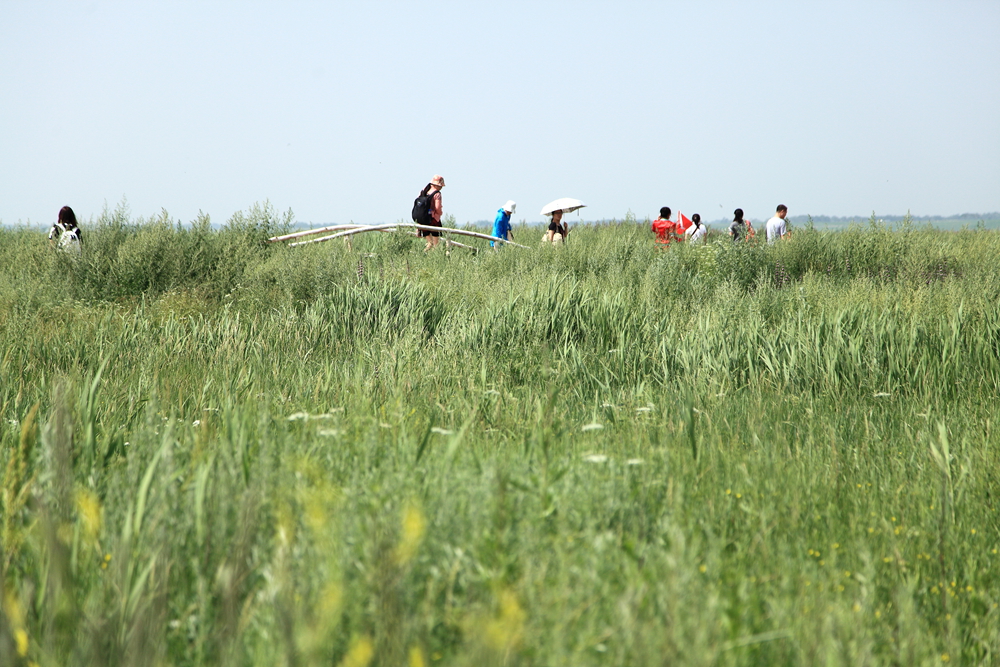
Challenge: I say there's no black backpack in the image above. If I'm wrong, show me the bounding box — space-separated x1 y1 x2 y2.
411 187 437 225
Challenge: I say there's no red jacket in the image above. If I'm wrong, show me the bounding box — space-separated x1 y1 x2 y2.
652 218 679 244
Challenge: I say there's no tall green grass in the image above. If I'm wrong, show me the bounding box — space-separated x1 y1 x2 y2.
1 210 999 665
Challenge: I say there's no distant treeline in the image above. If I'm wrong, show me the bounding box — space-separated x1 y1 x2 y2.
785 212 1000 225
484 212 1000 227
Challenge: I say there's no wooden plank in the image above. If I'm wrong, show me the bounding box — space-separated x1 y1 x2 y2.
267 224 364 243
287 223 530 249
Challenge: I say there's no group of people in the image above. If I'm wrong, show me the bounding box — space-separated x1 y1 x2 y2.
653 204 790 246
52 175 792 256
652 207 706 246
414 174 569 250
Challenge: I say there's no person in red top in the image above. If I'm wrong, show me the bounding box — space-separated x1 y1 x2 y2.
651 207 680 247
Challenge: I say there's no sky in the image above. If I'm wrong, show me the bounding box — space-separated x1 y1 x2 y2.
2 0 998 227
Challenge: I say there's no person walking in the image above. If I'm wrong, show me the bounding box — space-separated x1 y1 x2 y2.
49 206 83 254
546 209 569 243
685 213 707 242
416 175 446 250
765 204 788 244
729 208 748 242
491 201 516 248
652 207 679 247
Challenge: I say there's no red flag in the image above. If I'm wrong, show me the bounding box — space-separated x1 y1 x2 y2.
678 212 693 232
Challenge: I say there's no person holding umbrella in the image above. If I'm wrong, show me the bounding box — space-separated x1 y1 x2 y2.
546 210 568 243
491 200 516 249
540 198 585 244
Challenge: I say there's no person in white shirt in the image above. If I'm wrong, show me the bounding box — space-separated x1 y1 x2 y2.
685 213 707 242
765 204 788 244
49 206 83 255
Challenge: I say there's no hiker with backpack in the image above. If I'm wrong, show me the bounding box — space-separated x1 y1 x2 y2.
49 206 83 255
412 175 445 251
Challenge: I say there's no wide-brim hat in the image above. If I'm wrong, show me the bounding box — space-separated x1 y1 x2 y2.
503 200 516 214
431 175 446 188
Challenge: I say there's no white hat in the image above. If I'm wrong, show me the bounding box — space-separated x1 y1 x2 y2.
503 200 516 214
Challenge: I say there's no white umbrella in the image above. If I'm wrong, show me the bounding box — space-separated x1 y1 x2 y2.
540 198 586 216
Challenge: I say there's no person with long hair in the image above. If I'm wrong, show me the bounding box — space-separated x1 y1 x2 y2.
685 212 707 242
49 206 82 253
545 209 568 243
729 208 748 242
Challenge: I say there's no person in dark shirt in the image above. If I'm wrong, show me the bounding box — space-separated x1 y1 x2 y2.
729 208 747 242
546 209 569 243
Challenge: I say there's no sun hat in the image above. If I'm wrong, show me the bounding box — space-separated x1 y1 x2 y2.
503 200 516 214
431 175 446 188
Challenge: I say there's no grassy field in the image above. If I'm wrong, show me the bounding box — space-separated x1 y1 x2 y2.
2 202 999 666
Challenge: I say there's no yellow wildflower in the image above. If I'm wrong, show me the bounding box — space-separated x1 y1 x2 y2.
486 590 526 651
395 503 426 565
339 636 374 667
75 487 103 542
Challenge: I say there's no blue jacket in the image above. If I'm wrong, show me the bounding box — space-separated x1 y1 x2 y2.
492 209 512 247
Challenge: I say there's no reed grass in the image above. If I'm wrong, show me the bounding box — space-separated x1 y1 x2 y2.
1 209 999 665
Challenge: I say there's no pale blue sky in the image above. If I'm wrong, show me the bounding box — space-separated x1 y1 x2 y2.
2 1 998 226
